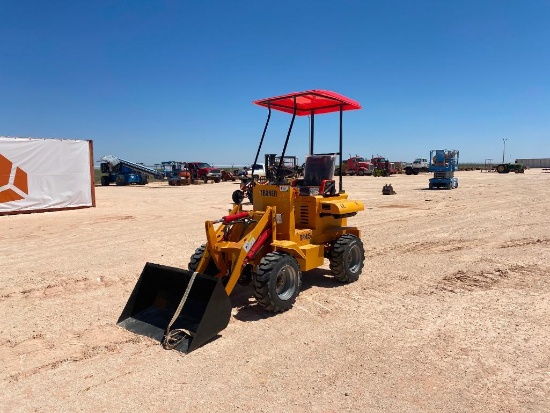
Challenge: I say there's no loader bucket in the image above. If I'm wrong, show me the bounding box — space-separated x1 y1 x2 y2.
117 263 232 353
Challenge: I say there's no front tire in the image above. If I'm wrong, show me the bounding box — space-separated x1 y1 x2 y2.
254 252 301 312
188 245 219 275
115 175 126 186
329 234 365 283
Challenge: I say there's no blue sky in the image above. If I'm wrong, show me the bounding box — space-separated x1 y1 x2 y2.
1 0 549 166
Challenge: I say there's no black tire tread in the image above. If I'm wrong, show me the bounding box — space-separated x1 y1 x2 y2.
232 190 244 204
254 252 301 313
329 234 365 283
188 244 218 275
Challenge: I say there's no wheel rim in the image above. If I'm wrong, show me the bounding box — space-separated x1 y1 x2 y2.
275 264 298 300
347 244 362 274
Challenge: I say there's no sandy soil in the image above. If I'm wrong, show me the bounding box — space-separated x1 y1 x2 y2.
1 170 549 413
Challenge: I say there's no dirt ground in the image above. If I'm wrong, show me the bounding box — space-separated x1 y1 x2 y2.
1 170 549 413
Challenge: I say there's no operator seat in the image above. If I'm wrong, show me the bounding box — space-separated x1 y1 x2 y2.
294 154 337 196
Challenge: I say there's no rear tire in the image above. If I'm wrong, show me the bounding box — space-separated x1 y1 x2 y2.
115 175 126 186
329 234 365 283
497 164 506 173
214 178 221 183
254 252 301 312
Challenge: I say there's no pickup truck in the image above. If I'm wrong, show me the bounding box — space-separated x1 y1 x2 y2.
404 158 429 175
239 163 267 180
168 162 222 185
189 162 222 183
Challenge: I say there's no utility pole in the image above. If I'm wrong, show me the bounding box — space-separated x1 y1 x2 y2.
502 138 508 163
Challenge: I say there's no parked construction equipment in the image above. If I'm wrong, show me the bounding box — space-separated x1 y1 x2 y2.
99 155 163 186
162 161 192 186
221 170 237 181
428 149 459 189
371 156 396 177
118 90 366 353
165 162 222 186
231 177 254 204
232 154 301 204
496 162 526 174
265 154 303 180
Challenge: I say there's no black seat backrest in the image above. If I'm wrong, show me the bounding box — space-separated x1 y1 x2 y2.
303 155 336 186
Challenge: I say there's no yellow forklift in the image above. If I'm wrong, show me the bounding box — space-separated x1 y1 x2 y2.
118 90 366 353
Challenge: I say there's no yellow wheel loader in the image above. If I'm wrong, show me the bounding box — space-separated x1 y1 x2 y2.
118 90 366 353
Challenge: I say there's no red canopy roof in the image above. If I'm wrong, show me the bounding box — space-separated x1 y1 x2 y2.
253 90 362 116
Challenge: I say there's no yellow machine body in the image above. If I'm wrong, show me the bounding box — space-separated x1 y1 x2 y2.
118 90 366 353
197 183 364 296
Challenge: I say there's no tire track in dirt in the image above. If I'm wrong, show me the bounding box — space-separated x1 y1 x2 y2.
430 265 548 294
499 237 550 249
0 275 133 303
2 327 149 383
367 235 549 260
436 268 510 293
366 239 472 258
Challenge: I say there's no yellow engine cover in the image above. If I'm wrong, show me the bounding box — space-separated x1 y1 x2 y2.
320 199 364 215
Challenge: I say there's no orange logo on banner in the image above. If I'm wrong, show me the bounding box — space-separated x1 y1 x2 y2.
0 154 29 203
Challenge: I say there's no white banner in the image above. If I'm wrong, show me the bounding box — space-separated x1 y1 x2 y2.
0 137 95 214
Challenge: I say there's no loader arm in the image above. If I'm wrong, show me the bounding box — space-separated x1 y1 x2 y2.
223 207 274 295
199 207 275 296
197 204 243 276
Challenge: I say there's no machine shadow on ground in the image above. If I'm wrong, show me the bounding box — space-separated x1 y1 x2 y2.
231 268 344 323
